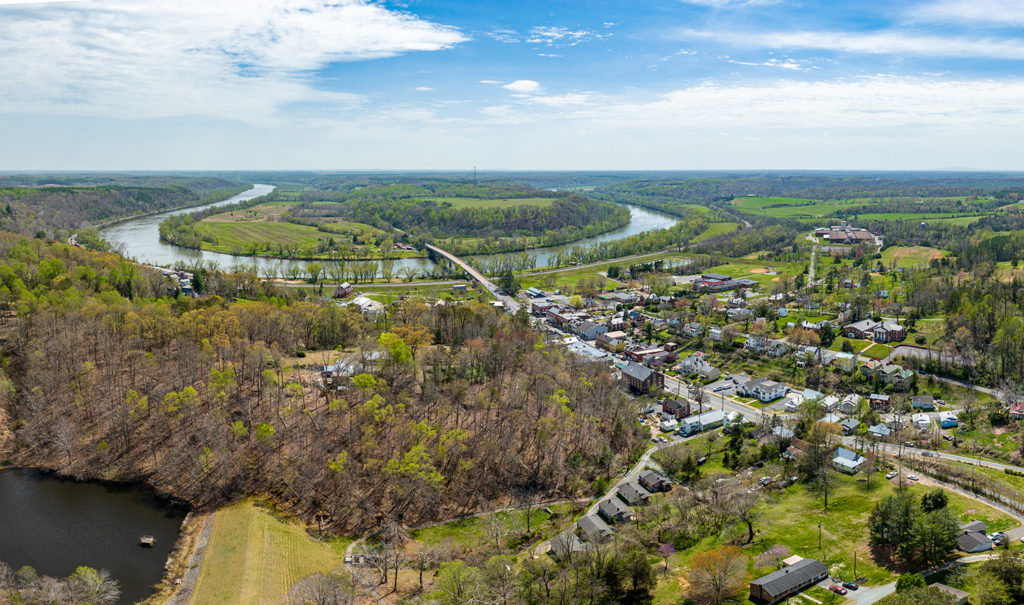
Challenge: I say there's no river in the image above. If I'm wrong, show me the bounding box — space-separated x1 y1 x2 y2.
101 184 679 275
0 468 188 604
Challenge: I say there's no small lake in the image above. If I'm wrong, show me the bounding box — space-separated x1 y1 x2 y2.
101 184 679 276
0 468 189 604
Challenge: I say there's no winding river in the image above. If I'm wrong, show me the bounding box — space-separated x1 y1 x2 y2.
0 468 188 604
101 184 679 275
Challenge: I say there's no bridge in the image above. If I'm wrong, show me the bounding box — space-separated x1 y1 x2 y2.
424 244 521 313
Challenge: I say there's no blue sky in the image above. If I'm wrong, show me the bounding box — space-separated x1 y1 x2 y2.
2 0 1024 170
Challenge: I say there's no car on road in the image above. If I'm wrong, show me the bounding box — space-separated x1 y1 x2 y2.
943 434 952 441
650 438 658 444
922 451 935 457
907 474 919 481
904 441 915 448
886 471 897 479
829 585 848 595
842 582 859 591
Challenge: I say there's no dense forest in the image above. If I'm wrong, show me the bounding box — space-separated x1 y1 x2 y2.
0 176 247 240
0 234 645 532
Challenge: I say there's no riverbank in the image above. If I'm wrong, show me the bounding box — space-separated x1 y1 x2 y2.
94 184 254 231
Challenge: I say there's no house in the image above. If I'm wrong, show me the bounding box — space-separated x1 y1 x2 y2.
659 418 680 432
912 413 931 430
598 498 634 523
617 481 652 506
912 395 936 411
531 300 555 316
745 335 767 353
699 364 721 381
565 339 613 363
739 377 787 403
844 319 878 340
621 362 664 393
832 447 867 474
348 295 384 319
1011 402 1024 419
728 307 753 320
802 388 824 403
932 584 969 605
765 339 789 358
333 282 352 298
840 418 861 435
638 469 673 493
861 359 882 377
939 411 959 428
549 530 586 561
872 320 907 343
708 327 724 341
679 410 727 436
576 320 608 341
577 515 614 544
771 425 795 439
820 395 840 412
662 398 692 420
524 287 544 298
869 393 890 410
683 322 702 337
957 531 993 553
748 558 828 604
893 368 916 390
821 413 842 425
868 424 891 440
839 394 862 415
832 351 857 372
962 520 987 534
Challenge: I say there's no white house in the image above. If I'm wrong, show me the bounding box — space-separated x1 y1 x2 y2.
912 413 931 431
738 377 787 402
820 395 840 412
679 410 726 436
839 394 862 416
832 447 867 474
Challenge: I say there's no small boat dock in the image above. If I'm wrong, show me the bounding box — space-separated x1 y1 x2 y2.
139 535 156 547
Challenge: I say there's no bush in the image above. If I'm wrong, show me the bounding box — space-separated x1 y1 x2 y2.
895 572 926 592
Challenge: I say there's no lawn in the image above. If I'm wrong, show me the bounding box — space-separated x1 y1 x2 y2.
419 196 554 209
880 246 946 270
828 337 872 353
862 343 892 359
730 197 861 220
407 502 581 554
190 499 348 605
693 221 739 243
700 260 804 287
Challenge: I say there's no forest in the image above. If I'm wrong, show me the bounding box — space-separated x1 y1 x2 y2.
0 233 646 534
0 177 247 240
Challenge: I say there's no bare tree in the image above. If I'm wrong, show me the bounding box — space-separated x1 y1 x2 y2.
688 545 747 605
287 572 356 605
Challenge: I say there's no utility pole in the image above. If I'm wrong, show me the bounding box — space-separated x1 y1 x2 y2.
818 522 822 550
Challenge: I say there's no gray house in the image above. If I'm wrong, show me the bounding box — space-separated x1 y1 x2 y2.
577 515 614 544
577 320 608 341
549 530 586 561
617 481 652 506
749 558 828 604
598 498 634 523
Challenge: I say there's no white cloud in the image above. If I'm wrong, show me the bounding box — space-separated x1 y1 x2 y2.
679 0 780 6
502 80 542 94
680 28 1024 59
487 29 520 44
529 93 592 107
526 26 602 47
0 0 467 123
911 0 1024 26
726 57 812 71
414 86 433 91
479 80 501 85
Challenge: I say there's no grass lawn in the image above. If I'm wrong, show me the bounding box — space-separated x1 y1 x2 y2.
829 337 871 353
408 502 580 554
880 246 946 270
419 196 554 209
693 221 739 243
862 343 891 359
701 260 804 287
190 499 348 605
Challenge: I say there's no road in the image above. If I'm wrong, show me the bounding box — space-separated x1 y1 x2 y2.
424 244 522 313
523 249 687 277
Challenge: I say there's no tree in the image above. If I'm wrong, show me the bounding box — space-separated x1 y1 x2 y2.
70 566 120 605
433 560 483 605
894 572 925 592
688 546 747 605
912 507 959 565
287 572 355 605
972 571 1012 605
920 488 948 512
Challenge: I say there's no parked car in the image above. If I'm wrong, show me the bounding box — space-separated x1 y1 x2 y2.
829 585 848 595
696 457 707 465
922 451 935 457
943 434 952 441
886 471 897 479
908 474 919 481
842 582 859 590
904 441 915 448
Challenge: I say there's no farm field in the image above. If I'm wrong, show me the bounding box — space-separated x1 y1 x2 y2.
190 499 348 605
418 196 554 209
693 221 739 242
195 220 325 251
880 246 946 269
731 197 860 220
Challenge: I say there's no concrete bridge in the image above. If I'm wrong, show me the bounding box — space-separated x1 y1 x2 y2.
424 244 521 313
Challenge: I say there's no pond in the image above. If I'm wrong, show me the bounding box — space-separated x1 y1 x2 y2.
0 468 189 604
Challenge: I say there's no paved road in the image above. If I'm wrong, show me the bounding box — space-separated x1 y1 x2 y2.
425 244 522 313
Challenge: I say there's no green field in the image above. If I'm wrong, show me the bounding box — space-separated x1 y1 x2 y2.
693 221 739 242
731 197 861 220
419 196 555 209
196 220 325 251
862 343 892 359
880 246 946 269
190 500 348 605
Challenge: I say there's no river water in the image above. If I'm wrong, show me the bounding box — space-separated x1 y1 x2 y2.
0 468 188 604
101 184 678 275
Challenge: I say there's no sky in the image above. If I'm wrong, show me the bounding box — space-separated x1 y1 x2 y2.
1 0 1024 170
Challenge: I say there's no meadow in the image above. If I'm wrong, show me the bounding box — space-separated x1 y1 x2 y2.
190 499 349 605
880 246 946 269
692 221 739 242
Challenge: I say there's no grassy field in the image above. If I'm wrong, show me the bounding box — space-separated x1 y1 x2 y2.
652 471 1015 604
190 500 348 605
701 259 804 286
196 220 326 251
420 196 554 209
693 221 739 242
862 343 892 359
880 246 946 269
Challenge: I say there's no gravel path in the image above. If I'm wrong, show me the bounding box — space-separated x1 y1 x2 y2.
167 512 216 605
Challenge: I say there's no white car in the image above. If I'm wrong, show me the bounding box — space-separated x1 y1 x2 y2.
886 471 897 479
907 474 919 481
